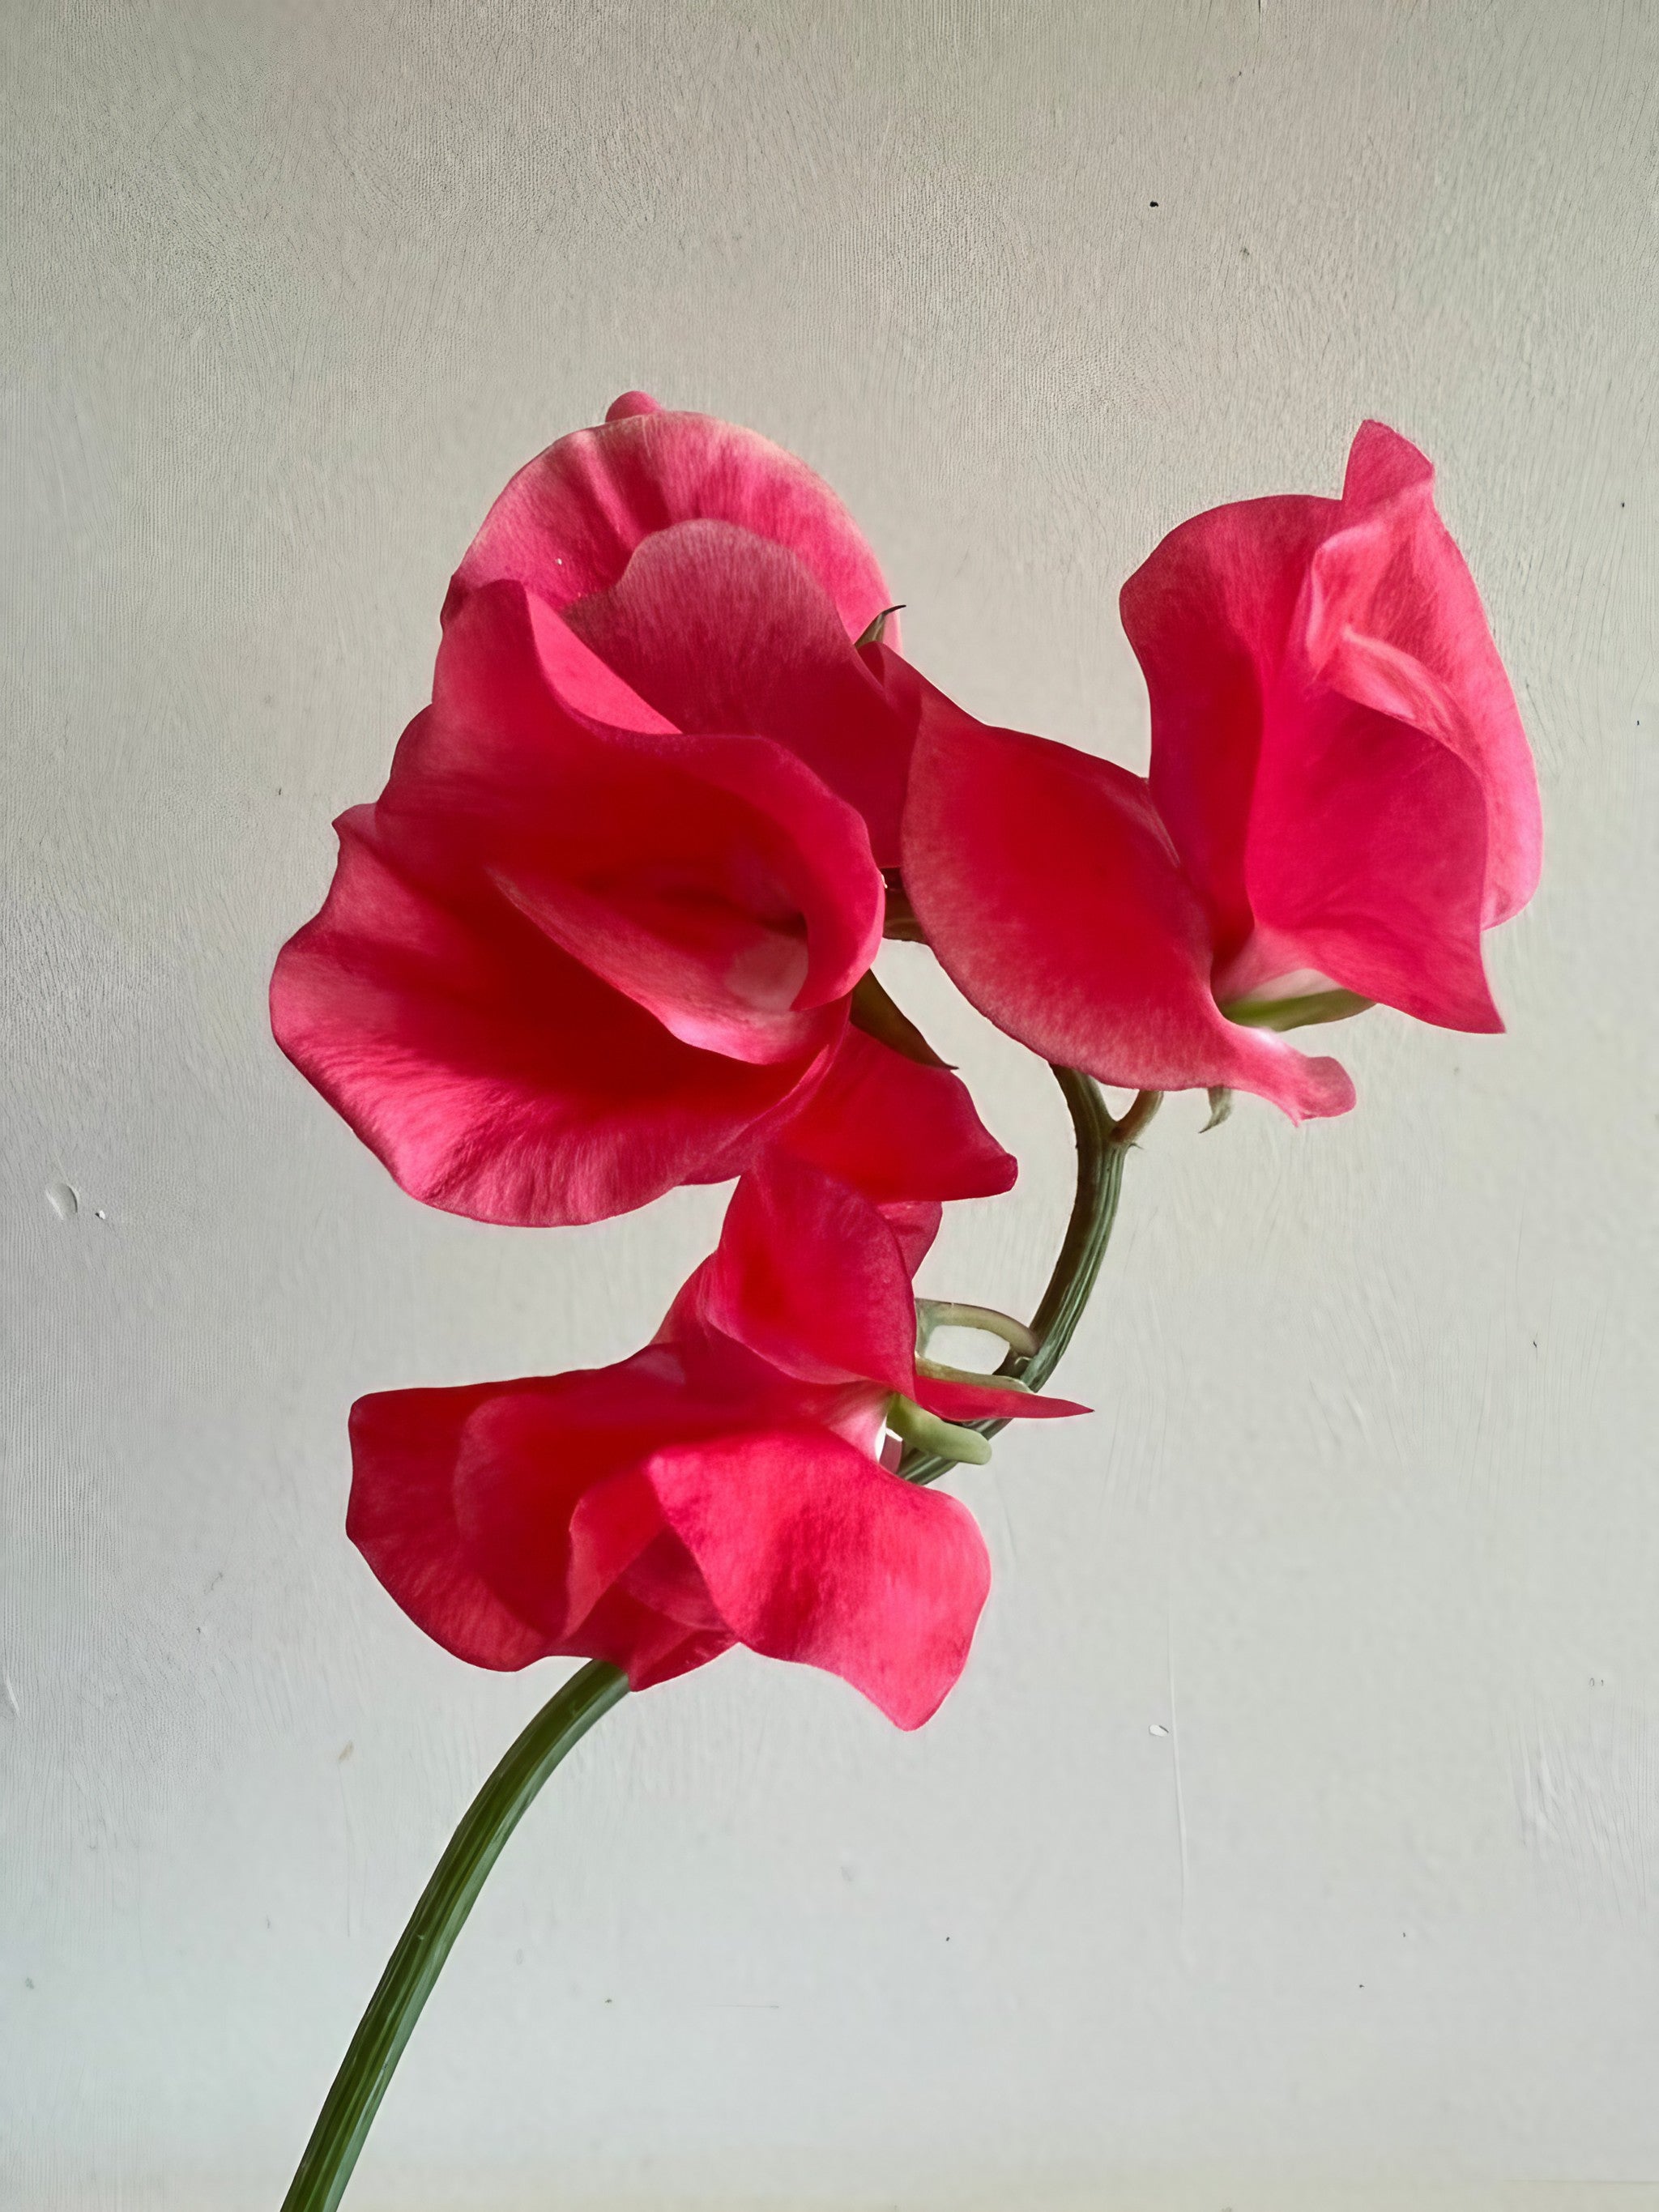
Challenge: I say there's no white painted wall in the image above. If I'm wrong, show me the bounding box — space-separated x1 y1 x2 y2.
5 2 1656 2206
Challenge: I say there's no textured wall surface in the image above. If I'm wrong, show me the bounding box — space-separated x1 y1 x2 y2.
5 2 1657 2206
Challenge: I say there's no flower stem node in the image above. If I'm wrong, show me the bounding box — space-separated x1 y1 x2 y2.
885 1395 994 1467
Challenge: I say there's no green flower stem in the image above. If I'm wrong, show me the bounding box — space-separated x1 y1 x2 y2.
279 1660 629 2212
899 1068 1158 1487
278 1063 1155 2210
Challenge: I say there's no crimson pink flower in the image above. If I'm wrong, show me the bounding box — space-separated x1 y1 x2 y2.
272 397 1009 1224
898 422 1540 1120
348 1156 1081 1727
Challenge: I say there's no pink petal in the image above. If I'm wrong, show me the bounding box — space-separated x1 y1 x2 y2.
902 714 1354 1121
1243 678 1501 1031
645 1430 992 1728
561 520 915 864
1122 424 1539 1034
446 406 896 652
271 818 840 1225
1121 493 1337 964
766 1024 1018 1203
1324 420 1542 929
450 1359 740 1687
912 1372 1088 1423
348 1382 557 1671
348 1367 732 1686
701 1155 920 1393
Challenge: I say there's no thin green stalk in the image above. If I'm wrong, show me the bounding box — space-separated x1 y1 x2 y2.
279 1660 628 2212
900 1069 1158 1487
279 1064 1155 2208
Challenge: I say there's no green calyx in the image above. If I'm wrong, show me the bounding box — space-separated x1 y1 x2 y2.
1222 986 1374 1033
855 602 905 648
885 1394 993 1466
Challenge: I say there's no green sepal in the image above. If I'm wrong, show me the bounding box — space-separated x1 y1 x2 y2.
1221 987 1373 1033
885 1395 993 1466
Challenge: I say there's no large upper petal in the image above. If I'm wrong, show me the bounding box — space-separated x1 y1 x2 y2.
643 1429 992 1728
1242 663 1500 1032
446 401 897 651
271 576 891 1224
1330 422 1541 928
902 710 1354 1122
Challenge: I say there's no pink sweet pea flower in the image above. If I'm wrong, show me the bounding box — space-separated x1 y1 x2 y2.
897 423 1539 1119
348 1157 1079 1728
1124 420 1542 1035
272 398 1012 1224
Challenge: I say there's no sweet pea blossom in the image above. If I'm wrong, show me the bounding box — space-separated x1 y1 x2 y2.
897 422 1539 1119
347 1157 1080 1728
272 399 1010 1224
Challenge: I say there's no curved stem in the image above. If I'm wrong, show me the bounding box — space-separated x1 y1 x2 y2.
900 1069 1158 1487
279 1660 629 2212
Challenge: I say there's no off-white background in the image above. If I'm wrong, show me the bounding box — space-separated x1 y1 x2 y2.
5 2 1656 2206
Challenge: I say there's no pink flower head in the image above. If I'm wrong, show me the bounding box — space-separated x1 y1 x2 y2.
348 1157 1079 1728
272 398 1010 1224
1124 420 1542 1035
898 423 1539 1119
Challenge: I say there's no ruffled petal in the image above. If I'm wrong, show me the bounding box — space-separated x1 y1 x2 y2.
700 1154 920 1392
271 817 838 1225
695 1155 1085 1426
1121 492 1337 964
446 404 896 652
1122 423 1539 1033
450 1357 740 1687
1320 420 1542 930
902 713 1354 1122
644 1430 992 1728
766 1024 1018 1203
1243 677 1500 1032
561 521 915 864
348 1381 558 1671
349 1366 732 1686
406 583 885 1059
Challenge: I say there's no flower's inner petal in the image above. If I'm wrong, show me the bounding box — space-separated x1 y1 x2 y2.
766 1025 1017 1205
700 1153 921 1392
1123 492 1339 967
563 520 915 865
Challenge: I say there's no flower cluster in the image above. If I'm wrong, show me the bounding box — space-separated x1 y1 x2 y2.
272 392 1538 1727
